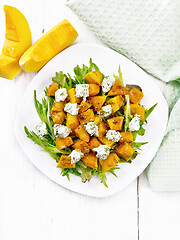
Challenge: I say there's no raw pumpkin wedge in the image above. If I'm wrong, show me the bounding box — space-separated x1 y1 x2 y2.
19 19 78 72
0 5 31 79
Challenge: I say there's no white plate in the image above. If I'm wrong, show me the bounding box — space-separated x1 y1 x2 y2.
14 43 168 197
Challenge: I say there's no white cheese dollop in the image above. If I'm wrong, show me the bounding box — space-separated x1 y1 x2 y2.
85 122 98 136
69 149 84 164
129 114 140 131
98 105 112 118
64 103 79 115
75 84 89 101
54 124 71 138
106 130 121 142
93 144 110 160
101 76 115 93
55 88 68 102
35 122 48 137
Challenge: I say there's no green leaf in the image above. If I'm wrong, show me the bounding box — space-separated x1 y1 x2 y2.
61 168 70 180
137 125 145 136
77 161 93 183
113 65 123 84
34 90 55 142
52 71 72 90
145 103 157 120
73 58 100 85
108 166 120 177
124 95 132 131
24 127 71 161
132 142 148 150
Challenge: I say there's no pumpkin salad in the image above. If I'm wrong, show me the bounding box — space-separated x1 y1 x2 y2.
24 59 157 187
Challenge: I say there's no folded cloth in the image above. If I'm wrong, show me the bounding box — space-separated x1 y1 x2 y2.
66 0 180 82
146 97 180 191
66 0 180 191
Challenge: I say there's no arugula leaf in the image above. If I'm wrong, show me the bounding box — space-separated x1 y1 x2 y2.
132 142 148 150
124 95 132 131
137 125 145 136
61 168 70 180
113 65 123 84
73 58 100 84
24 127 71 161
145 103 157 120
52 71 73 90
108 166 120 177
34 90 55 142
78 161 93 183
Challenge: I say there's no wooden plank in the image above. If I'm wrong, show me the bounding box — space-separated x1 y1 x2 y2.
0 0 138 239
139 173 180 240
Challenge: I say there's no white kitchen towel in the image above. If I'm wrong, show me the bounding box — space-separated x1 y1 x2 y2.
66 0 180 82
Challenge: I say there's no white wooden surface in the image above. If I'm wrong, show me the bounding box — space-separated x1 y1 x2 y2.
0 1 180 240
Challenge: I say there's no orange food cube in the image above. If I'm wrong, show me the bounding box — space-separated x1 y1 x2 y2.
89 95 106 112
82 152 98 169
89 137 101 150
72 139 90 154
78 109 95 125
47 82 59 96
56 136 73 150
57 155 75 168
78 100 92 113
99 153 120 172
129 88 143 104
130 104 145 121
74 125 90 142
115 143 134 161
98 136 115 148
66 113 79 130
108 80 129 96
106 95 124 113
119 131 134 143
98 122 109 138
107 116 124 131
68 88 82 103
89 84 100 96
51 101 65 113
84 71 102 85
51 111 65 124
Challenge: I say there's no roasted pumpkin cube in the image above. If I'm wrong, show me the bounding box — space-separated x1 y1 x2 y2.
98 122 108 138
78 109 95 125
106 95 124 113
57 155 75 168
107 116 124 130
66 113 79 130
119 131 133 143
56 136 73 150
51 111 66 124
78 100 92 113
68 88 82 103
47 82 59 96
84 71 102 85
130 104 145 121
89 137 101 150
98 136 114 148
108 80 129 96
82 152 98 169
89 84 100 96
94 115 102 125
74 125 90 142
72 139 90 154
89 95 106 111
51 101 64 113
129 88 143 104
115 143 134 161
99 153 120 172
